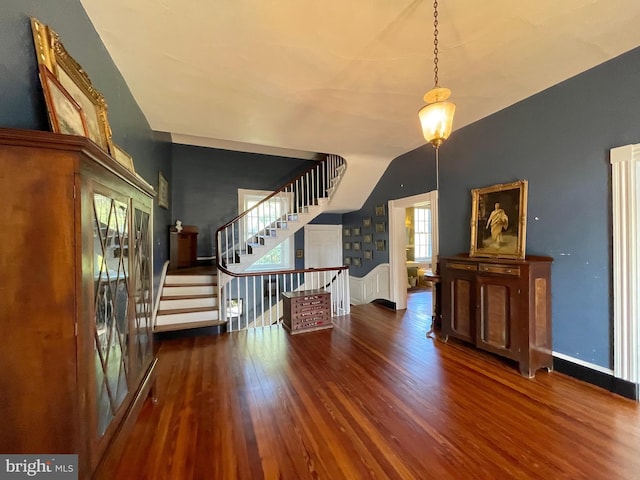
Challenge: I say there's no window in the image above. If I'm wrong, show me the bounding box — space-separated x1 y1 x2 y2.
238 189 294 271
414 204 432 262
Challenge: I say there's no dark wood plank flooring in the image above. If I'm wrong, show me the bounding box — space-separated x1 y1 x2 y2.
114 291 640 479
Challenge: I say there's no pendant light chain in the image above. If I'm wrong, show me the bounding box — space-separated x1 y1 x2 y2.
433 0 439 88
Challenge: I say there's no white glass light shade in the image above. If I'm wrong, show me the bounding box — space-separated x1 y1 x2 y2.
418 100 456 147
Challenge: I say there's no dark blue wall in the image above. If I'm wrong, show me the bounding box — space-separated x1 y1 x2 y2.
0 0 172 290
171 143 318 257
439 48 640 368
342 145 437 277
353 46 640 369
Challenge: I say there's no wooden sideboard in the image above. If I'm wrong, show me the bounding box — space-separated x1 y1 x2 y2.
0 128 157 479
282 290 332 334
440 254 553 377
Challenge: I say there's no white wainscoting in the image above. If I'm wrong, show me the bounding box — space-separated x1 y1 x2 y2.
349 263 391 305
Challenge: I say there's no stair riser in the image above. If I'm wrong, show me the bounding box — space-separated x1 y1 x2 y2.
165 274 217 285
162 285 216 296
156 309 220 325
160 297 217 310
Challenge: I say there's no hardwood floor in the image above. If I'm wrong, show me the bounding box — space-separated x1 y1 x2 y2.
114 291 640 479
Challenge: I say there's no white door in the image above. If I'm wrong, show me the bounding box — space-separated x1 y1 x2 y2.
304 225 342 268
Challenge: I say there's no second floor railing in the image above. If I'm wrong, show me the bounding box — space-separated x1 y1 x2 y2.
219 266 350 331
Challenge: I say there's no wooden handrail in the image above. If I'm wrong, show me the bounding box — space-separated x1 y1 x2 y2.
218 265 348 278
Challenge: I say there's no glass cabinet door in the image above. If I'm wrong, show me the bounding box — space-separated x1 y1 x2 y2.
131 206 153 377
92 193 130 437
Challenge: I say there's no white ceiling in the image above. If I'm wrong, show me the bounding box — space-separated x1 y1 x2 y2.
80 0 640 163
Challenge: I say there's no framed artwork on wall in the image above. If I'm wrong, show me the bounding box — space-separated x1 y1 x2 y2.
363 217 372 228
470 179 528 259
364 250 373 260
375 222 386 233
158 172 169 209
363 233 373 243
353 227 362 236
375 204 386 216
353 257 362 267
343 228 351 237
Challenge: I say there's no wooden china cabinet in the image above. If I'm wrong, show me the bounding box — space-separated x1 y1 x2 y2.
440 254 553 378
0 128 157 479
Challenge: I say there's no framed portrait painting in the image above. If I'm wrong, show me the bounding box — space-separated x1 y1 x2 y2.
469 180 528 259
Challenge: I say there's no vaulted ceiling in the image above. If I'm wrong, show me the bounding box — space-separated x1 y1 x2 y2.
80 0 640 163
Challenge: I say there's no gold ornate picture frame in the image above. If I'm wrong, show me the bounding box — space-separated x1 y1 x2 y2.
470 180 528 260
30 17 113 154
38 65 87 137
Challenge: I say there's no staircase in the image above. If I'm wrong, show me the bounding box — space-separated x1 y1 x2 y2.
154 154 347 333
154 268 225 333
218 155 346 274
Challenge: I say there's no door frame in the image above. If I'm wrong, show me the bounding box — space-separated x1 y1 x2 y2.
388 190 438 310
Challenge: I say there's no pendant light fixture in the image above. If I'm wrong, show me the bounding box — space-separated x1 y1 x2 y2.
418 0 455 189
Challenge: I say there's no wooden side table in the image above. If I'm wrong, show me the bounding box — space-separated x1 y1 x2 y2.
169 225 198 270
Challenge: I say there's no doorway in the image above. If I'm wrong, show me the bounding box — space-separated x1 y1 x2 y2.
388 191 438 310
303 224 342 268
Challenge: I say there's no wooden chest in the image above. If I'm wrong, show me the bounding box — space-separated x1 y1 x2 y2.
282 290 332 334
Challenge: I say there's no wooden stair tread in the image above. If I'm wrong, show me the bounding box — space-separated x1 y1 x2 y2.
161 294 217 301
164 282 217 287
157 306 218 316
154 319 227 333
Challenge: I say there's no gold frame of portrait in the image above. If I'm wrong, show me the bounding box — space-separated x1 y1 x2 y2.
469 179 528 260
30 17 113 154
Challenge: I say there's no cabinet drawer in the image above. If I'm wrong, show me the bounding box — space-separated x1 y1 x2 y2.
478 264 520 276
448 262 477 272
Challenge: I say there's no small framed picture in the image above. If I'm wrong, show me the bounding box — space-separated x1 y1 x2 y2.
112 143 135 173
343 228 351 237
363 217 372 228
375 222 386 233
364 250 373 260
353 257 362 267
296 249 304 259
375 204 386 216
344 242 352 250
363 233 373 243
158 171 169 209
375 239 386 251
353 227 361 236
39 64 87 137
353 242 361 251
344 257 352 265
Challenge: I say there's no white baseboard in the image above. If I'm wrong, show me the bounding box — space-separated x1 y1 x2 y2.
552 351 613 375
